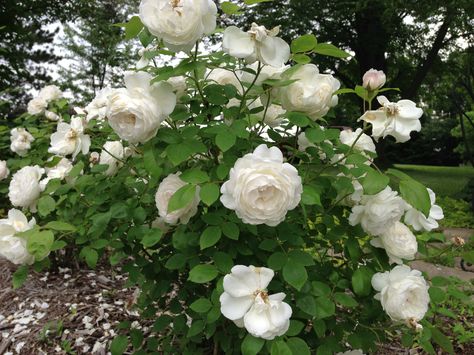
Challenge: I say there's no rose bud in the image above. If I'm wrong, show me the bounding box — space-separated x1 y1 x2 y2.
362 69 386 91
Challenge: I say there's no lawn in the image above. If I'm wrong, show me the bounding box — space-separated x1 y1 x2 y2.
393 164 474 198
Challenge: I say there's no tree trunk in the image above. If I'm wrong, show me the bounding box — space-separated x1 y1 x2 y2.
460 113 474 166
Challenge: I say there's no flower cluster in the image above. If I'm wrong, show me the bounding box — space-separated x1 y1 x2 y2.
27 85 63 118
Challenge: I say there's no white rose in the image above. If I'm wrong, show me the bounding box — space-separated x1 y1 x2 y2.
372 265 429 322
241 62 288 86
349 186 408 236
8 165 44 212
339 128 376 154
223 23 290 68
139 0 217 52
280 64 340 120
404 188 444 231
219 265 292 340
107 71 176 144
99 141 124 176
249 98 286 128
48 116 91 159
359 96 422 143
89 151 100 165
220 144 302 226
40 158 74 190
0 209 36 265
45 111 61 121
0 161 9 181
27 97 48 115
85 87 115 122
370 222 418 264
10 128 34 156
155 173 200 225
362 69 386 91
38 85 63 102
167 76 188 99
207 68 243 93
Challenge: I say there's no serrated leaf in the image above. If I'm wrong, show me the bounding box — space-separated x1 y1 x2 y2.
12 265 28 289
200 226 222 250
44 221 76 232
221 221 239 240
283 259 307 290
313 43 350 58
188 264 219 283
361 169 389 195
241 334 265 355
351 266 373 296
110 335 128 355
291 34 317 53
168 184 197 213
399 179 431 217
38 195 56 217
165 253 187 270
141 228 163 248
221 1 242 15
200 183 220 206
216 130 236 152
190 298 212 313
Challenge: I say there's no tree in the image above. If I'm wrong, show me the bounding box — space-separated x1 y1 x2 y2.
57 0 140 104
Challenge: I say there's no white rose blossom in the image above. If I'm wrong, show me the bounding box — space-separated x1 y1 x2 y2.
139 0 217 52
38 85 63 102
45 111 61 121
106 71 176 144
362 69 386 91
404 188 444 232
280 64 340 120
0 209 36 265
370 222 418 264
372 265 429 322
99 141 125 176
207 68 243 93
0 161 9 181
39 158 74 190
220 144 302 226
249 98 286 128
27 97 48 115
359 96 423 143
339 128 376 154
48 116 91 159
219 265 292 340
167 76 188 99
8 165 44 212
349 186 408 236
10 128 35 156
241 62 288 86
155 173 200 225
85 87 116 122
223 23 290 68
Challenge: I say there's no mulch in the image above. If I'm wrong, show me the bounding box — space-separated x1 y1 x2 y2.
0 259 150 354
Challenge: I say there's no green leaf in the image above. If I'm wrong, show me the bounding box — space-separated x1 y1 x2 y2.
190 298 212 313
286 320 305 336
333 292 358 308
271 340 292 355
291 34 317 53
44 221 76 232
200 183 220 206
296 294 317 316
304 126 325 143
292 53 312 64
221 1 242 15
27 230 54 261
213 251 233 273
80 246 99 268
181 169 210 184
312 281 331 297
110 335 128 355
110 202 129 219
141 228 163 248
241 334 265 355
361 169 389 195
268 252 288 271
301 185 321 206
313 43 350 58
130 329 143 349
12 265 28 289
221 221 239 240
200 226 222 250
124 16 143 40
216 130 237 152
287 112 310 127
431 328 454 354
165 253 187 270
187 319 205 337
38 195 56 217
51 240 67 251
283 259 307 290
188 264 219 283
143 147 162 178
287 337 310 355
429 287 446 303
351 266 373 296
399 179 431 217
314 297 336 319
168 184 197 213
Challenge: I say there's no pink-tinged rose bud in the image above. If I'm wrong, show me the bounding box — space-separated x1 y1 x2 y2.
362 69 386 90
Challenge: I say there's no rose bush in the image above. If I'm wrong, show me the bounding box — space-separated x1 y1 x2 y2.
0 2 469 354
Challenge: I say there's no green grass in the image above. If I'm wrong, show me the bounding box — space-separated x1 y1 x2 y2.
393 164 474 198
